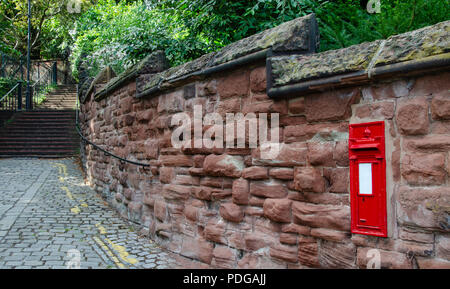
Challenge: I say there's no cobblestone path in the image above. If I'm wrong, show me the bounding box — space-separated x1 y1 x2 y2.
0 158 176 269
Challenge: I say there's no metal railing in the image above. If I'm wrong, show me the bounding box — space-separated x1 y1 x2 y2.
0 58 57 111
0 53 25 80
0 82 22 111
75 85 150 168
30 62 57 108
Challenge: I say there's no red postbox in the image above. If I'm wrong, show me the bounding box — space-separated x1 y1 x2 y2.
349 121 387 237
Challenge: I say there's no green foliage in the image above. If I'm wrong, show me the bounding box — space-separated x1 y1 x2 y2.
34 83 57 105
70 0 213 78
0 77 20 98
5 0 447 79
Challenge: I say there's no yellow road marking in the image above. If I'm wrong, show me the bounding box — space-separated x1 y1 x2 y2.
95 224 138 265
71 206 80 214
95 223 107 235
61 186 74 200
93 236 125 269
54 163 68 177
104 238 139 265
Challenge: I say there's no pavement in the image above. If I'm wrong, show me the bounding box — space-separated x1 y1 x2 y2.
0 158 176 269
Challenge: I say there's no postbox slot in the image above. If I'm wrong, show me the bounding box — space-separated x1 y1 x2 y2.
350 143 380 150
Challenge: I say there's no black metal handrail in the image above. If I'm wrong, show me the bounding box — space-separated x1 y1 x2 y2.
30 61 57 108
75 85 150 168
0 81 23 111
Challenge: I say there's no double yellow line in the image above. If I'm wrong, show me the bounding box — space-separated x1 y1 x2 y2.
52 162 139 268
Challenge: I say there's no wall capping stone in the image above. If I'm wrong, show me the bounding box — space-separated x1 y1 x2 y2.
267 20 450 97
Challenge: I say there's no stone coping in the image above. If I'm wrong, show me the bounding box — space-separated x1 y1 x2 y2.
84 17 449 103
269 20 450 89
84 13 319 102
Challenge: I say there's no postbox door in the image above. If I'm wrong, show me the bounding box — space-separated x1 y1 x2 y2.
355 160 381 229
349 121 387 237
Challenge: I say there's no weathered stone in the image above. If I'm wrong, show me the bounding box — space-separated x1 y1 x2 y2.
237 252 286 269
159 167 174 184
242 166 269 180
197 80 217 97
305 89 359 122
160 155 193 167
184 205 199 222
292 201 351 231
204 221 226 244
398 228 434 244
163 184 191 200
212 246 237 269
271 41 380 87
244 232 273 251
405 135 450 152
436 234 450 259
250 181 288 198
298 239 320 268
357 248 412 269
232 178 249 205
154 200 167 221
288 97 305 115
326 168 349 194
319 241 356 268
284 123 347 144
217 70 249 99
180 237 214 264
333 140 349 167
282 223 311 235
157 90 185 113
212 13 318 66
204 154 244 178
401 153 446 185
192 186 214 201
396 97 429 135
416 257 450 269
307 142 335 167
355 101 395 119
263 198 292 223
293 167 326 193
269 168 294 180
431 94 450 120
250 66 267 93
270 244 298 263
310 228 349 242
375 21 450 66
252 142 307 167
397 186 449 231
220 203 244 223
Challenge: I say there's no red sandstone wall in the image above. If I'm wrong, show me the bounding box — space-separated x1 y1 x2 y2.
80 64 450 269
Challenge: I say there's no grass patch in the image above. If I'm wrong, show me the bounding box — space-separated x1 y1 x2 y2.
34 83 58 106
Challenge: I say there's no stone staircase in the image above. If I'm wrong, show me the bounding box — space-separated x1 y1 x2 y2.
0 85 80 158
38 84 78 110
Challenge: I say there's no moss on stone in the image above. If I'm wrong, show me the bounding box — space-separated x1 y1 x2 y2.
375 20 450 66
271 41 381 87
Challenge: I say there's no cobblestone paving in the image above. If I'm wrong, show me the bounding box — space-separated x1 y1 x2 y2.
0 158 176 269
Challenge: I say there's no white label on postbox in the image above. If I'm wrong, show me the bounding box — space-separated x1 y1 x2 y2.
358 163 373 195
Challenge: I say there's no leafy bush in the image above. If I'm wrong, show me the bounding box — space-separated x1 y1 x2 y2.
0 77 20 98
70 0 212 79
68 0 449 79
